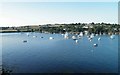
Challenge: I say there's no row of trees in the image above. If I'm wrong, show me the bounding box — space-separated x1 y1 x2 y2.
38 23 120 34
1 22 120 34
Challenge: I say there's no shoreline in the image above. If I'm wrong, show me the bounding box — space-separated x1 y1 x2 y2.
1 23 120 35
0 30 120 35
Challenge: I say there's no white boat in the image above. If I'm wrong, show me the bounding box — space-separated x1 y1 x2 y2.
78 35 82 39
26 33 30 36
33 36 37 38
75 40 78 43
72 36 76 40
93 44 98 47
90 35 94 38
49 37 54 40
84 31 88 35
61 34 64 36
108 33 111 35
89 39 92 42
110 35 115 39
79 32 83 37
98 37 101 41
103 33 106 35
99 32 102 35
64 32 69 39
90 33 94 38
88 36 92 41
96 34 98 36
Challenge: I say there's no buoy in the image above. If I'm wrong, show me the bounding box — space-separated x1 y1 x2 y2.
93 44 98 47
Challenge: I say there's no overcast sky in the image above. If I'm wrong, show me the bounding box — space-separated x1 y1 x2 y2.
0 1 119 27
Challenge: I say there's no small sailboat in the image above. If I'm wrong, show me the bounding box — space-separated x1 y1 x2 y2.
64 32 69 39
79 32 83 37
90 33 94 38
78 32 83 39
84 31 88 35
99 32 102 35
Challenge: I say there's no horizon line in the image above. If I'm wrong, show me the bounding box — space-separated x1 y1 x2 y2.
1 22 119 27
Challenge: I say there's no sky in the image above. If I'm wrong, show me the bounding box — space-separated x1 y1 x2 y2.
0 0 119 2
0 1 119 27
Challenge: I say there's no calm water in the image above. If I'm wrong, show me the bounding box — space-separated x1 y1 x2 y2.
0 33 118 73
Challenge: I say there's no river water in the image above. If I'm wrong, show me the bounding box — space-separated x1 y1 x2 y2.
0 32 118 73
